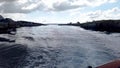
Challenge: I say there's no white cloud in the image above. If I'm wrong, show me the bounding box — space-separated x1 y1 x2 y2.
109 0 117 3
71 7 120 23
0 0 118 13
0 0 119 23
21 1 44 11
102 7 120 19
17 0 28 4
48 0 118 11
1 7 119 23
0 13 27 21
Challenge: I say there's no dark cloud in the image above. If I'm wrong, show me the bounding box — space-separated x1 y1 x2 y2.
0 0 118 13
0 0 45 13
0 0 17 2
52 1 80 11
0 2 22 13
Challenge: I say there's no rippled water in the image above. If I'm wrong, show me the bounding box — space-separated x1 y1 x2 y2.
0 25 120 68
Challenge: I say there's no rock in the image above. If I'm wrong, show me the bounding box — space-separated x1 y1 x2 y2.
0 15 44 34
0 15 4 20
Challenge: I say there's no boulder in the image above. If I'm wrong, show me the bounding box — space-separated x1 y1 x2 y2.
0 15 4 20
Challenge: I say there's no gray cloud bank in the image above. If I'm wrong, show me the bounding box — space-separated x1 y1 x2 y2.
0 0 45 13
0 0 117 13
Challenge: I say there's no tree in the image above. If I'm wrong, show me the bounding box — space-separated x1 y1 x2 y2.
77 21 80 24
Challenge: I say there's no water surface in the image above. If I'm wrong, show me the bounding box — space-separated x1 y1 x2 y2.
0 25 120 68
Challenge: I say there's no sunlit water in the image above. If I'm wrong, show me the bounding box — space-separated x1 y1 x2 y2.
0 25 120 68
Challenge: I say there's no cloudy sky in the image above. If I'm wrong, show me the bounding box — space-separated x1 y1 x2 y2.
0 0 120 23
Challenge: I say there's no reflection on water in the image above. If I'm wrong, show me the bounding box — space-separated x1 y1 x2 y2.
0 26 119 68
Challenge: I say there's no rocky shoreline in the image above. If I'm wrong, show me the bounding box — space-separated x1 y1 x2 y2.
0 15 44 34
59 20 120 33
1 15 120 34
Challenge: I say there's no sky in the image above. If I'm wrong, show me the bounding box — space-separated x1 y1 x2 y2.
0 0 120 23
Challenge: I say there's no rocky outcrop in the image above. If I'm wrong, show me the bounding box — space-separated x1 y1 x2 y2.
16 21 44 27
0 15 4 20
59 20 120 33
80 20 120 33
0 15 44 34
